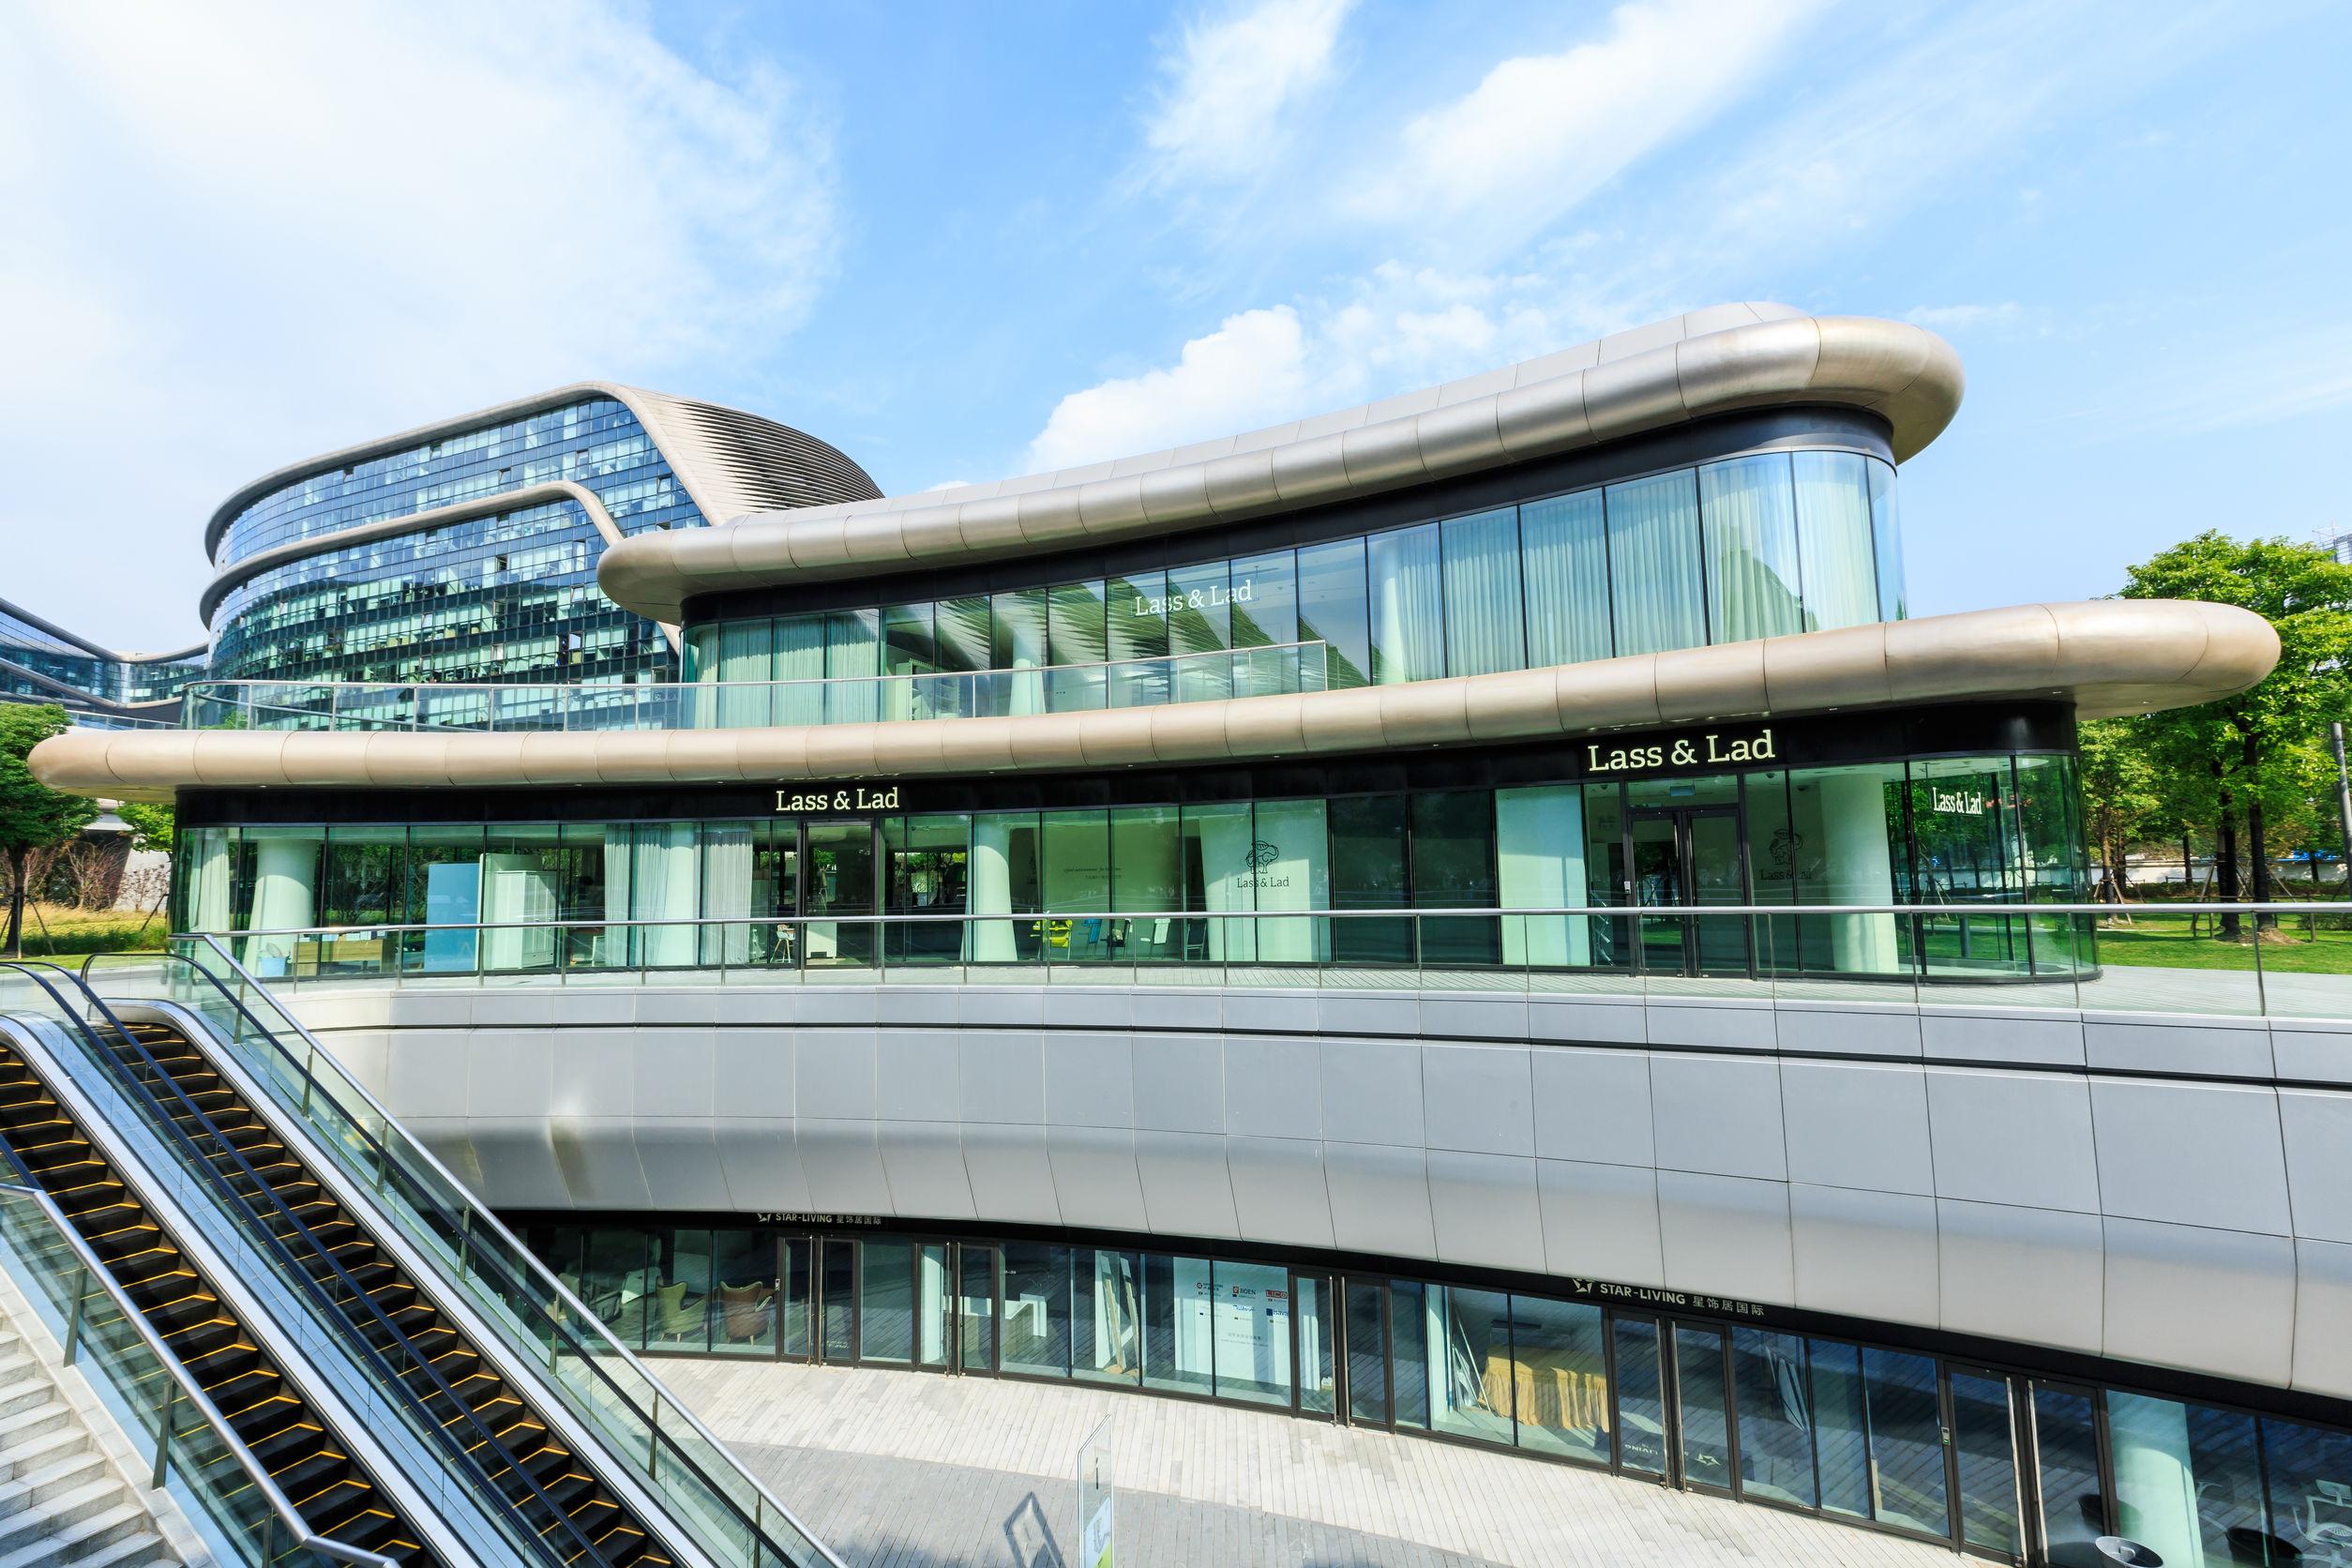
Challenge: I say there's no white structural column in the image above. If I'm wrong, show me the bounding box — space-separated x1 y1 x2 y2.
968 819 1020 962
248 831 317 972
1820 772 1899 972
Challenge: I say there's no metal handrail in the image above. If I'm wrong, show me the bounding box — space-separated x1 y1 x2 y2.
0 984 396 1565
190 900 2340 934
2 962 612 1568
138 939 847 1568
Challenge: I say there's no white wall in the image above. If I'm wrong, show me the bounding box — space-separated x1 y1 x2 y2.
285 980 2352 1403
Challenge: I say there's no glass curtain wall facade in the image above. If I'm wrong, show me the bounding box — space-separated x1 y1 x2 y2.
524 1218 2352 1568
210 399 703 686
174 750 2088 982
685 451 1905 696
1 601 206 713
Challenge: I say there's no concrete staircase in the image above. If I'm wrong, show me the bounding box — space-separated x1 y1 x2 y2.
0 1311 182 1568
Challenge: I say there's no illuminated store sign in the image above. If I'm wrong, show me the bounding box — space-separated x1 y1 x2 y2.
1585 728 1777 773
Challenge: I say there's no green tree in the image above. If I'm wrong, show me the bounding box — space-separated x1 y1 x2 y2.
2077 716 2162 900
2123 533 2352 935
116 801 174 854
0 704 100 957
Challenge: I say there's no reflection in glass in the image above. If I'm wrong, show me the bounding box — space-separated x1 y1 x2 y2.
1949 1368 2019 1557
1733 1329 1816 1506
1297 536 1369 689
2111 1394 2268 1568
1613 1319 1666 1475
1345 1281 1388 1425
1428 1287 1514 1444
1212 1261 1291 1407
1511 1297 1608 1463
860 1240 914 1364
1811 1341 1871 1518
1296 1275 1336 1416
709 1229 776 1357
822 1240 854 1362
1142 1255 1214 1395
1676 1325 1732 1490
1863 1348 1948 1535
1391 1282 1429 1429
1003 1244 1070 1377
2033 1385 2107 1564
1700 454 1804 643
1073 1248 1143 1385
957 1246 996 1373
2263 1416 2352 1568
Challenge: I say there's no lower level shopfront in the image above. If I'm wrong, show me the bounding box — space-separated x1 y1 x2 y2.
519 1213 2351 1568
173 701 2094 986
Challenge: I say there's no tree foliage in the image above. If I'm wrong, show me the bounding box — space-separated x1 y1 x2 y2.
115 801 175 855
2118 533 2352 929
0 704 101 957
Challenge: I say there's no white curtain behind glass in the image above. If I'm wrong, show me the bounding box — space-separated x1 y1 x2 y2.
1368 524 1443 685
630 822 699 967
1520 491 1612 667
717 620 773 729
1868 460 1907 622
1792 452 1879 630
1698 455 1804 643
1440 508 1527 677
188 827 234 932
776 613 824 727
701 822 754 964
1605 472 1705 656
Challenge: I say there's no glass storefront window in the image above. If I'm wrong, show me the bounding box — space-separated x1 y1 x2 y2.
709 1230 776 1357
1295 1275 1336 1416
1675 1324 1733 1491
1863 1348 1949 1536
1520 490 1611 668
1142 1255 1215 1395
1948 1366 2020 1556
1003 1244 1070 1378
1511 1297 1607 1464
1073 1248 1143 1386
1297 536 1370 690
1606 470 1705 656
1733 1328 1817 1507
2110 1394 2269 1568
2264 1416 2352 1565
1212 1260 1291 1408
180 746 2089 985
860 1239 915 1364
1426 1285 1514 1444
1701 454 1805 644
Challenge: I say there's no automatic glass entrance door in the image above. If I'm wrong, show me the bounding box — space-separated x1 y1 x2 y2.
1628 804 1749 975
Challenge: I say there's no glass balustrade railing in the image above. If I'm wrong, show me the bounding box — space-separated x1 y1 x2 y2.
0 1177 394 1568
179 641 1328 732
162 902 2352 1021
81 945 842 1568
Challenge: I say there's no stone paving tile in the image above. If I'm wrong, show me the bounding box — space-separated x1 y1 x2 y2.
656 1359 1963 1568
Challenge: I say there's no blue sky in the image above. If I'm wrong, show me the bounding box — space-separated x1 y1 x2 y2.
1 0 2344 649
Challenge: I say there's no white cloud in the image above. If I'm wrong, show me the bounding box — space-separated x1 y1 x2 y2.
1026 308 1310 471
1906 303 2024 329
0 0 836 645
1142 0 1354 185
1349 0 1825 242
1021 265 1582 474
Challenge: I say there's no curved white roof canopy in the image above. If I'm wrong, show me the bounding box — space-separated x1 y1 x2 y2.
31 601 2275 805
598 305 1965 624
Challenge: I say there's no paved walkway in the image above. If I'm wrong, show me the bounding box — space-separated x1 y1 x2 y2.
657 1359 1962 1568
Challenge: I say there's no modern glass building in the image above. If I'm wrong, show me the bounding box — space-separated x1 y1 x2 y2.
33 304 2330 1568
0 592 205 725
201 384 880 686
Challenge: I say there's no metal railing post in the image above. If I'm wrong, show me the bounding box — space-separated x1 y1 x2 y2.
150 1386 176 1489
61 1264 86 1364
2253 924 2269 1017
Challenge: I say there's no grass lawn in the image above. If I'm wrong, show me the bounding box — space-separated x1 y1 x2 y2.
2093 917 2352 974
2 903 170 957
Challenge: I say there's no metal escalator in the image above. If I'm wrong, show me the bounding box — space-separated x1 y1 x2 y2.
99 1013 664 1566
39 944 840 1568
0 1027 425 1562
0 961 677 1568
